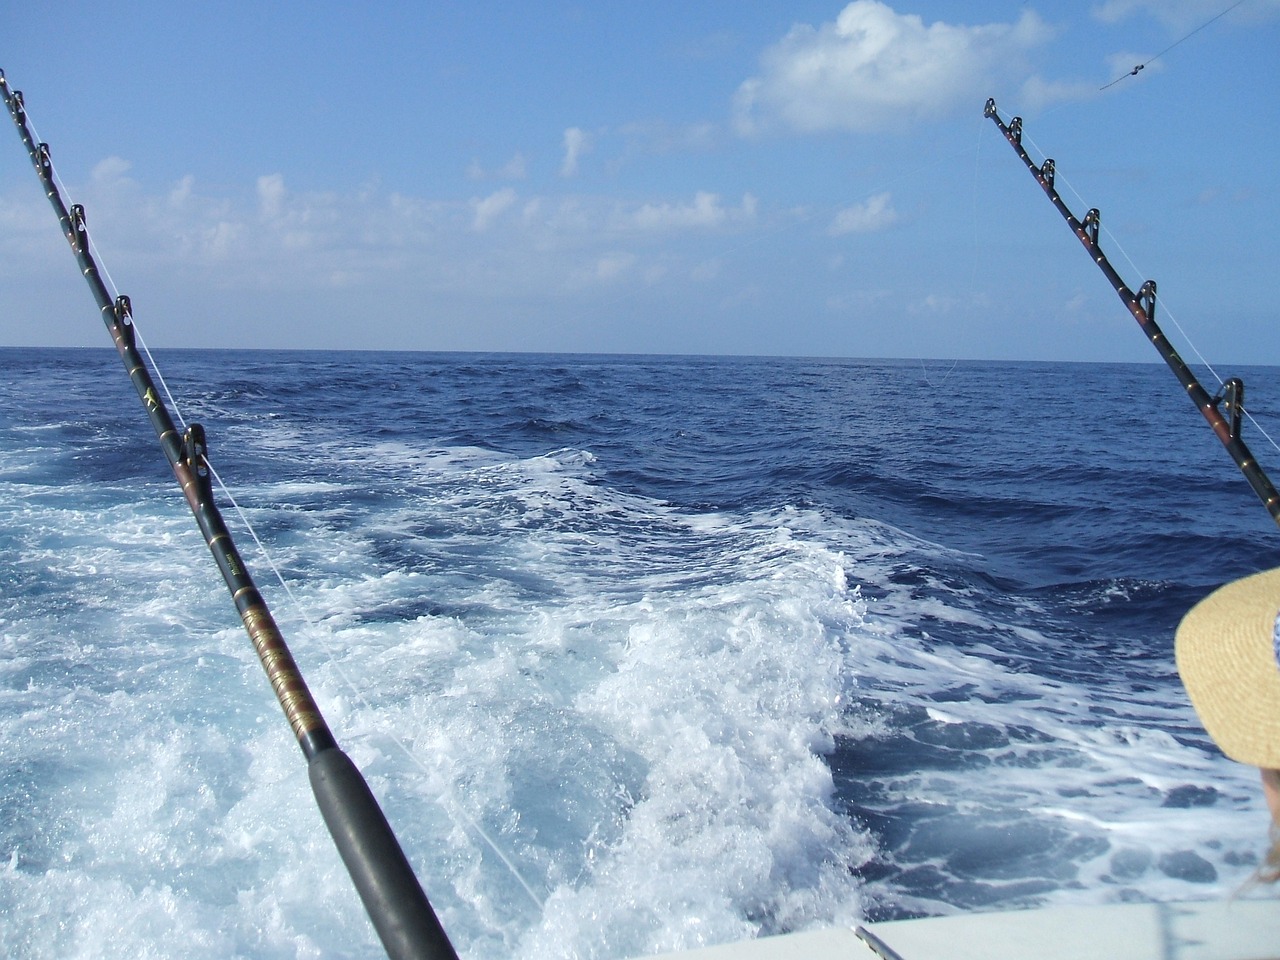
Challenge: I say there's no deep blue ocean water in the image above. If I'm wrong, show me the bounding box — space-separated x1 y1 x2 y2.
2 347 1279 959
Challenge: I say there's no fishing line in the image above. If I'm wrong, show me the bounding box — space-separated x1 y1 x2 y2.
1100 0 1249 90
14 82 544 915
20 107 192 431
1020 126 1280 460
203 458 547 911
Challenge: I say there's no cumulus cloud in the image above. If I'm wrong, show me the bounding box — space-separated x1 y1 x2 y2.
631 192 756 231
829 192 898 235
561 127 592 178
471 187 517 231
257 173 286 220
734 1 1054 134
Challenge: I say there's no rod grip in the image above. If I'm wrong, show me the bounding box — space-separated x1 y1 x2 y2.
309 748 459 960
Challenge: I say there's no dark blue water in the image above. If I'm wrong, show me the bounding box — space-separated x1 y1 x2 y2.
2 348 1278 958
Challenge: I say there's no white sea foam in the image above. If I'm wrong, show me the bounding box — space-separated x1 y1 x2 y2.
2 432 1277 960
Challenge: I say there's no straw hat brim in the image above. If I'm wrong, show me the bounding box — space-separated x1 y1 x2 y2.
1175 567 1280 769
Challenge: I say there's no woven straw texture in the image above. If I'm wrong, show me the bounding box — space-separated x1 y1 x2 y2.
1175 567 1280 769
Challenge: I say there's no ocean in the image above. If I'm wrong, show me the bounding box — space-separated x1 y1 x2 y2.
2 347 1278 959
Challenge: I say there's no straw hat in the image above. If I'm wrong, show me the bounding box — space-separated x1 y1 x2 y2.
1175 567 1280 769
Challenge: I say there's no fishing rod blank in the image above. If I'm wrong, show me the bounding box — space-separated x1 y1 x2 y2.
984 97 1280 530
0 68 460 960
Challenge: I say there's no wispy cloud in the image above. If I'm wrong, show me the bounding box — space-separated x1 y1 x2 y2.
471 187 518 231
561 127 592 178
829 192 898 235
91 156 133 183
3 162 781 308
630 192 756 231
734 1 1057 134
257 173 286 220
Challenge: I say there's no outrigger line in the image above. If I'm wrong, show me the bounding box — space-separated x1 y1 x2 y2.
1 69 459 960
984 98 1280 530
1099 0 1249 91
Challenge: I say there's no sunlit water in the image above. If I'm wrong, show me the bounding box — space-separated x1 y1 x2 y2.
2 348 1278 959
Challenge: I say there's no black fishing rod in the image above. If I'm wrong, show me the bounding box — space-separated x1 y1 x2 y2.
983 97 1280 529
1 69 460 960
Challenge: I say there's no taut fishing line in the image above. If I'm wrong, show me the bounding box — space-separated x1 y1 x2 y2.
989 91 1280 518
206 460 548 911
1100 0 1250 90
9 76 545 916
8 67 470 959
18 109 192 431
1019 125 1280 461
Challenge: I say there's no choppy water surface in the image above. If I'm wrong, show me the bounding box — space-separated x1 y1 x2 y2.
2 348 1278 959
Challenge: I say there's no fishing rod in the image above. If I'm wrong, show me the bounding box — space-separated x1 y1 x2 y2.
1 69 460 960
983 97 1280 530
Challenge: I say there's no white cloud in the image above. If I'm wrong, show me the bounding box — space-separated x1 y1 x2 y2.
91 156 133 183
203 219 242 260
168 174 195 208
634 191 725 230
734 1 1054 134
471 187 517 232
561 127 592 178
0 155 760 330
631 191 755 231
829 192 898 235
257 173 286 220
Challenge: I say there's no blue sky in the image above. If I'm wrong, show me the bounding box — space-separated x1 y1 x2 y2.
2 1 1278 362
